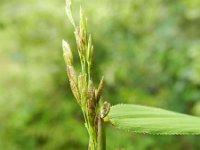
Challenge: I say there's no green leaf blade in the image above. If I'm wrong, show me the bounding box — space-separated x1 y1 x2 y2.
108 104 200 135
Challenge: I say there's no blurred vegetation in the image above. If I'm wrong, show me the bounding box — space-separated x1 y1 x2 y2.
0 0 200 149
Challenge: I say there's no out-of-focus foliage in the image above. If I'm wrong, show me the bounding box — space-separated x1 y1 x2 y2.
0 0 200 149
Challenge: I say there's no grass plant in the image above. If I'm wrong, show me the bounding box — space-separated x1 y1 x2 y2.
62 1 200 149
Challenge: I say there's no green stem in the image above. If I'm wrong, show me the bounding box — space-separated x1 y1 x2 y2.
97 116 106 150
87 62 91 82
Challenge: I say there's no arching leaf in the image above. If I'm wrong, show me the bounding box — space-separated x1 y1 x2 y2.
108 104 200 135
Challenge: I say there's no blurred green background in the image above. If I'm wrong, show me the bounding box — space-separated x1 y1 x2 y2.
0 0 200 149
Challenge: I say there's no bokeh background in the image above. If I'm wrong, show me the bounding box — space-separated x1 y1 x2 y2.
0 0 200 149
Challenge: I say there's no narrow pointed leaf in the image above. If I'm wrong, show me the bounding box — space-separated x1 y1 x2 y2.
108 104 200 135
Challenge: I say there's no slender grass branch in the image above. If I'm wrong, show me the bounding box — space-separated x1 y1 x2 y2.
62 1 109 149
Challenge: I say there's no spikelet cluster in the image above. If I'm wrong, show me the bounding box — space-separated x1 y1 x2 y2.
62 1 110 149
